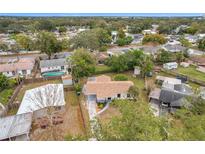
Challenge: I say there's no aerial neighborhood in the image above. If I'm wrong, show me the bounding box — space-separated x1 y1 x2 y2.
1 16 205 141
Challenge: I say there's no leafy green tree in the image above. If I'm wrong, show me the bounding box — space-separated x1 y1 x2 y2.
36 31 62 59
109 55 129 73
128 86 139 100
184 27 198 35
179 37 192 47
0 73 9 91
156 49 172 64
15 34 33 50
198 38 205 51
117 29 126 38
140 56 154 77
58 26 67 34
176 51 185 63
36 20 55 31
142 34 167 45
70 48 96 79
114 74 128 81
100 100 165 141
116 36 133 46
0 42 8 51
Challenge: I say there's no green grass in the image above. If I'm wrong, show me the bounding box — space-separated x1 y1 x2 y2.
95 65 112 74
67 91 79 106
0 89 14 106
176 66 205 82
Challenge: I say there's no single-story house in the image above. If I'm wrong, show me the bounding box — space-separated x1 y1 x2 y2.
17 84 66 115
83 75 134 103
39 58 70 74
0 58 35 78
196 66 205 73
0 112 32 141
184 34 199 45
142 30 156 35
163 62 178 70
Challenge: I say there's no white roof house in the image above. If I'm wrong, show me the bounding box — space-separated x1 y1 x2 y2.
163 62 178 70
17 84 65 114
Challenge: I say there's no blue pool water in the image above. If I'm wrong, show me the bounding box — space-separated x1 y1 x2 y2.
42 71 65 77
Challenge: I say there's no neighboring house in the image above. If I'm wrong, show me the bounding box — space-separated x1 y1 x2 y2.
162 44 186 53
17 84 65 115
111 31 118 43
0 112 32 141
0 58 35 78
163 62 178 70
39 58 70 74
184 34 199 45
126 33 144 44
142 29 156 35
196 66 205 73
149 76 193 116
83 75 134 103
198 33 205 39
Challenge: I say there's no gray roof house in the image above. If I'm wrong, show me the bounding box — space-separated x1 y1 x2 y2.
40 58 70 74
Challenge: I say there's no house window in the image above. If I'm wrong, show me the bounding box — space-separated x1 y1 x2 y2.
117 94 121 98
108 97 111 100
12 71 15 76
22 70 27 75
127 94 130 98
61 66 65 70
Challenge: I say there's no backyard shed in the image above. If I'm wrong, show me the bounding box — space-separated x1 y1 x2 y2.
62 75 73 86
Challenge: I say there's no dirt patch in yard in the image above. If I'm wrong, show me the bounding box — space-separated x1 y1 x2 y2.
30 90 86 141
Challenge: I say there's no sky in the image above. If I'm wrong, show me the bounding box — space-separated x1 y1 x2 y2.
0 13 203 17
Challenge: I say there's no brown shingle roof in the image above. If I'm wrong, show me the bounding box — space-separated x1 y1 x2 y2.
84 75 134 99
0 58 34 73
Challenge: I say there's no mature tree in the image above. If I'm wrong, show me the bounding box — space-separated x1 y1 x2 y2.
176 51 185 63
140 55 154 77
0 42 8 51
184 27 198 35
114 74 128 81
36 20 55 31
69 48 96 79
58 26 67 34
198 38 205 51
100 100 165 141
109 55 129 73
117 29 126 38
179 37 192 47
116 36 133 46
142 34 167 45
128 86 139 101
36 31 62 59
156 49 172 64
15 34 33 50
0 73 9 91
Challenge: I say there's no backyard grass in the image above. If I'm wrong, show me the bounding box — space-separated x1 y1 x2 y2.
95 65 112 74
65 91 79 106
0 89 14 106
175 66 205 82
16 79 61 102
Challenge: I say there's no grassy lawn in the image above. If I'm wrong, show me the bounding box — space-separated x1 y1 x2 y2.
0 89 14 106
175 66 205 82
65 91 79 106
95 65 112 74
16 79 61 102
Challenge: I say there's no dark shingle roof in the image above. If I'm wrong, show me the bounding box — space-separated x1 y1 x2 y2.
40 58 68 68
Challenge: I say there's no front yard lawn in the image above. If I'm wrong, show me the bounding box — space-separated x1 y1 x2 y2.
95 65 112 74
0 89 14 106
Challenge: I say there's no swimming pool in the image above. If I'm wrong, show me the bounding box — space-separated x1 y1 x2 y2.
42 71 65 77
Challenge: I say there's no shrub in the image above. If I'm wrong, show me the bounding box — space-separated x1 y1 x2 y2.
114 74 128 81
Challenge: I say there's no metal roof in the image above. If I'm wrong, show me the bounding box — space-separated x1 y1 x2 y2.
40 58 68 68
0 112 32 140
